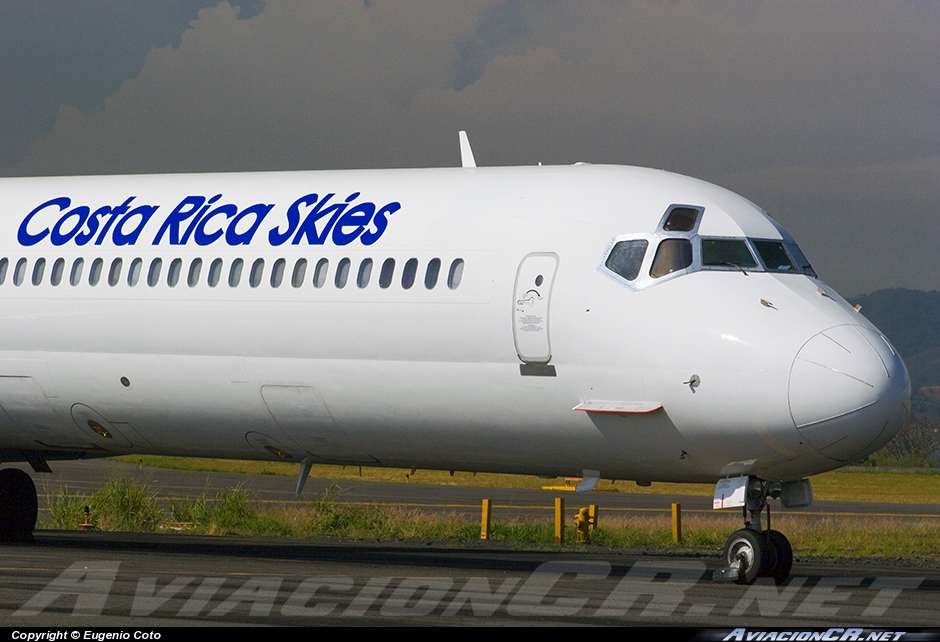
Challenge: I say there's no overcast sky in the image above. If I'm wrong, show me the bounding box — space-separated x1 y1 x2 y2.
2 0 937 297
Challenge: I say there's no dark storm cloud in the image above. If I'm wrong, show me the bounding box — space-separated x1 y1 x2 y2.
2 0 938 296
0 1 263 169
453 0 534 90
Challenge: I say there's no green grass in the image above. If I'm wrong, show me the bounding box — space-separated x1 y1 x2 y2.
45 477 164 531
811 467 940 504
37 476 940 561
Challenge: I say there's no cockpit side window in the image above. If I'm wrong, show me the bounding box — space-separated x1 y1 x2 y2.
702 239 758 269
605 240 648 281
650 238 693 278
784 241 817 278
753 240 795 272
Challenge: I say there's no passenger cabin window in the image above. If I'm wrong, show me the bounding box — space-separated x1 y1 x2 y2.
313 258 328 288
291 259 307 288
167 258 181 287
650 239 692 278
357 259 373 288
402 258 418 289
13 258 27 286
249 259 264 288
229 259 243 287
0 258 8 285
89 258 103 286
32 258 46 286
188 259 202 287
447 259 464 289
606 240 648 281
108 258 122 286
425 258 441 289
51 258 65 286
208 259 223 287
70 258 83 286
148 259 162 287
701 239 758 269
335 258 350 288
128 258 142 286
270 258 285 288
379 258 395 289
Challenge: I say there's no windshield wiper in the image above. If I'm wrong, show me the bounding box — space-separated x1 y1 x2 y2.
723 262 748 276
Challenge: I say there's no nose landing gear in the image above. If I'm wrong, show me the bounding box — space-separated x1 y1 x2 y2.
713 476 795 585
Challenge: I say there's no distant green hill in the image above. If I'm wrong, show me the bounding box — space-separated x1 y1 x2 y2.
851 288 940 415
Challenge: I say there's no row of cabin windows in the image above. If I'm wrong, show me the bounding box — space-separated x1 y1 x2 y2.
0 256 465 291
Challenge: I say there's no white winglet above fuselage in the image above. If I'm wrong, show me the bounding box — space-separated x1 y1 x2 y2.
0 164 910 484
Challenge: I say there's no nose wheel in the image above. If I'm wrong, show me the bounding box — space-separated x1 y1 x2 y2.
714 476 794 585
722 529 765 584
720 527 792 585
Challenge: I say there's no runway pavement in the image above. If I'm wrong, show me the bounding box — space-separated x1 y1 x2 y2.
2 531 939 627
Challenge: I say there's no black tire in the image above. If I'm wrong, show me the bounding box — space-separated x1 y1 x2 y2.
722 528 764 584
757 532 779 579
0 468 38 543
765 530 793 585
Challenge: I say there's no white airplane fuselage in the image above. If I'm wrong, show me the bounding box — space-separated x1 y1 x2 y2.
0 164 910 485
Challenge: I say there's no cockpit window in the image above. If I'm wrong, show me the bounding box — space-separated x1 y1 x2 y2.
753 240 795 272
650 238 693 278
702 239 758 269
662 206 700 232
601 203 819 292
605 240 648 281
784 241 817 278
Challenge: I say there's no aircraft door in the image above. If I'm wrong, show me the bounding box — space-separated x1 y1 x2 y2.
513 253 559 367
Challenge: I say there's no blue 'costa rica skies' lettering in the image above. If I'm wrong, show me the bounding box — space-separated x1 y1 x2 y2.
16 191 402 247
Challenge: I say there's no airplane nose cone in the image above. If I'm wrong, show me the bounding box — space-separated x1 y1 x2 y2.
789 324 910 462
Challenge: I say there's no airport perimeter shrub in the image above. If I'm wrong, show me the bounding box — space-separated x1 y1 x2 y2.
89 476 164 532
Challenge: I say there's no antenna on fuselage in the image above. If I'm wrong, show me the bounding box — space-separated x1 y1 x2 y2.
459 130 476 168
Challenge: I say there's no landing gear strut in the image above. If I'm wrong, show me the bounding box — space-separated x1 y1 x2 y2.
714 476 793 585
0 468 38 543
